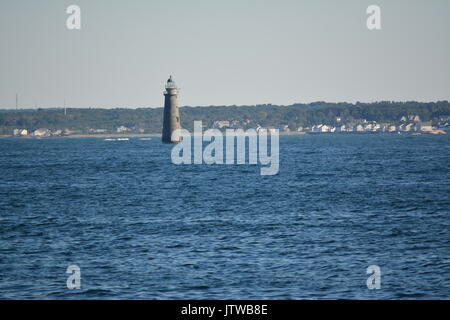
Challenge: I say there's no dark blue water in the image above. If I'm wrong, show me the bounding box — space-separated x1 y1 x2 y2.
0 134 449 299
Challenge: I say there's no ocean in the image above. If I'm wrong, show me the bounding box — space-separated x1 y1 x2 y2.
0 134 449 299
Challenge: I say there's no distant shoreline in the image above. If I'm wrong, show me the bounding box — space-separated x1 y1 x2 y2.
0 133 161 139
0 132 307 139
61 133 161 138
1 130 448 139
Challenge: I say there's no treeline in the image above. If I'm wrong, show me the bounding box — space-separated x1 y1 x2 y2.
1 101 449 134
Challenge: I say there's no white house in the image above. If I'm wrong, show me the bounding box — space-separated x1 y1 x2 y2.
33 128 50 137
116 126 130 133
213 120 230 129
311 124 330 133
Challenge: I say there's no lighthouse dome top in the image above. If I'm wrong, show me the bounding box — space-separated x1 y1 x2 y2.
165 75 178 89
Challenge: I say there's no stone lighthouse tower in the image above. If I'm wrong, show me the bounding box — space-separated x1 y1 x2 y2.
162 75 181 143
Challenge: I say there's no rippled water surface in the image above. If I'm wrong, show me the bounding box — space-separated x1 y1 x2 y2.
0 134 449 299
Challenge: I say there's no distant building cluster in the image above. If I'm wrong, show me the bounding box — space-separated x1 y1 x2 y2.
10 125 148 137
212 120 250 130
305 114 447 134
13 128 64 137
9 114 449 137
12 127 110 137
208 114 448 135
309 119 433 134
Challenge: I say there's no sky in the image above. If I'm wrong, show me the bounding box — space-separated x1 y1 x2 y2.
0 0 449 109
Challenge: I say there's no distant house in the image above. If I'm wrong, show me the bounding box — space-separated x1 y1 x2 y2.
63 129 73 136
88 128 108 134
355 124 364 132
213 120 230 129
51 130 63 136
230 120 241 128
312 124 330 133
33 128 50 137
116 126 130 133
406 115 421 122
12 128 28 136
256 126 277 134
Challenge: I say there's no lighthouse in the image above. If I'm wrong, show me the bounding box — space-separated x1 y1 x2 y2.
162 76 181 143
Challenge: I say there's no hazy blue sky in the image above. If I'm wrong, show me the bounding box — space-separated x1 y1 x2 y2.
0 0 449 108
